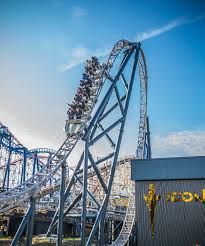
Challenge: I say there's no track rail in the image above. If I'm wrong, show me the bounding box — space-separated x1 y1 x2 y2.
1 155 134 216
37 155 135 198
0 122 56 191
110 48 147 246
0 121 25 150
0 39 132 214
0 40 148 246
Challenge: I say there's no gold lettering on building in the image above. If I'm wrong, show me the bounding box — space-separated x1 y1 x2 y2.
144 185 205 239
166 190 205 203
144 184 161 239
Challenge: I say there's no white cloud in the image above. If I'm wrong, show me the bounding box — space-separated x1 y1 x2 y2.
136 15 205 42
72 7 87 17
71 47 88 58
152 130 205 158
58 47 89 71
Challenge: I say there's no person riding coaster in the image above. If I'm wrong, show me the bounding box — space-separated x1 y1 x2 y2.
66 56 102 136
80 79 92 87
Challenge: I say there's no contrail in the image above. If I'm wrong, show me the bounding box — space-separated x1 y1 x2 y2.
136 15 205 42
59 48 110 72
60 15 204 71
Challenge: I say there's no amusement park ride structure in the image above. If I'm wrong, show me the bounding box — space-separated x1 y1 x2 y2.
0 40 151 246
0 121 56 191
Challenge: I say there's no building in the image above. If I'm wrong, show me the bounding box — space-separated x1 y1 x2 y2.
131 156 205 246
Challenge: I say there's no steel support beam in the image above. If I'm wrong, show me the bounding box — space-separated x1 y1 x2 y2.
97 123 115 148
80 132 90 246
98 95 126 123
114 85 125 114
48 193 83 234
75 176 100 208
21 148 27 184
65 152 84 197
88 151 108 193
98 220 105 245
75 152 114 176
120 73 128 91
11 205 32 246
108 219 113 244
83 46 134 140
86 45 140 246
3 136 12 190
89 117 124 146
57 161 66 246
146 116 152 159
26 196 35 246
46 154 84 237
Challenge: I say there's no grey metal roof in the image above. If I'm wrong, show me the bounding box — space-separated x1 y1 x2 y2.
131 156 205 181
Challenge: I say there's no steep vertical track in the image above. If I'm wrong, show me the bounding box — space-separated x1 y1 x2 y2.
0 39 132 214
110 48 148 246
0 40 148 246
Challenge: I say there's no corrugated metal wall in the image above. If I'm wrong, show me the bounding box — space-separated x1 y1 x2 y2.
135 180 205 246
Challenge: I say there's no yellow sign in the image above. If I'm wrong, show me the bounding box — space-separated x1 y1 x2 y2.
166 189 205 203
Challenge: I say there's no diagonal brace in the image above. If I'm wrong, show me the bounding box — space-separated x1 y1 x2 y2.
114 86 124 114
89 117 124 146
88 151 108 194
98 95 126 123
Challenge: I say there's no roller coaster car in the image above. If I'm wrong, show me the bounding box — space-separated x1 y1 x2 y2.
65 119 85 136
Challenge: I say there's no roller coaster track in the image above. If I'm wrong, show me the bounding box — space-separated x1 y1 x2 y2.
0 121 24 150
0 39 148 246
0 39 132 214
110 47 147 246
37 155 135 199
0 122 56 191
1 155 134 216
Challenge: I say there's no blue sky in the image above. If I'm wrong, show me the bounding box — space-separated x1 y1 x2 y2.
0 0 205 157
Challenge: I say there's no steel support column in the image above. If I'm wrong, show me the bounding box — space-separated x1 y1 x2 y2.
57 161 66 246
11 206 32 246
46 153 84 237
26 196 35 246
3 136 12 190
83 46 134 141
108 219 113 244
21 148 27 184
80 132 90 246
98 220 105 245
86 45 140 246
146 116 152 159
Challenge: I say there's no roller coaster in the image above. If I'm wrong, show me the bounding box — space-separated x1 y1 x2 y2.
0 39 151 245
